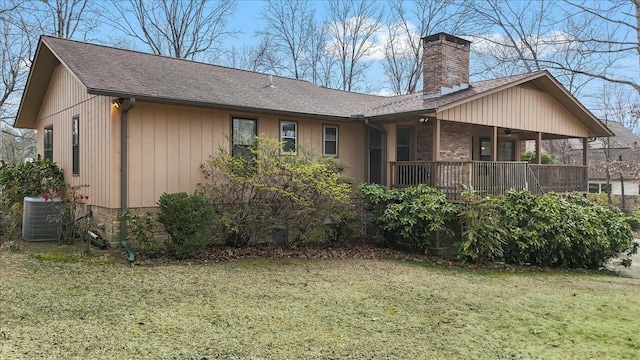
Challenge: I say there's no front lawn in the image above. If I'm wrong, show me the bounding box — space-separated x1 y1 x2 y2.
1 250 639 359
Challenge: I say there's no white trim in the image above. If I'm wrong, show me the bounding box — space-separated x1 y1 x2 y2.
280 120 297 154
323 125 338 157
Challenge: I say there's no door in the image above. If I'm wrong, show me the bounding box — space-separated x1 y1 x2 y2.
498 139 516 161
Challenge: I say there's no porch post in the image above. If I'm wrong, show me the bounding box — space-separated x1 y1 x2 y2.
535 132 542 164
492 126 498 161
582 137 588 166
432 119 441 161
386 123 397 186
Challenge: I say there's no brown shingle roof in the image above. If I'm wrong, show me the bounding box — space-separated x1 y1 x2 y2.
42 36 382 118
15 35 611 138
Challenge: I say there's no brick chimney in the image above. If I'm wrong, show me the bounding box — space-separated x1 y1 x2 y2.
422 33 471 97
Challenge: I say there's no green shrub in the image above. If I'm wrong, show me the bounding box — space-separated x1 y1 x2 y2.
520 151 555 164
361 184 458 252
120 210 157 256
0 159 64 206
200 136 354 247
157 192 212 258
457 194 506 262
623 217 640 231
459 190 635 269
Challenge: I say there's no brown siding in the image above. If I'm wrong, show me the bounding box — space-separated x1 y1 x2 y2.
34 65 116 209
126 102 366 208
437 85 589 137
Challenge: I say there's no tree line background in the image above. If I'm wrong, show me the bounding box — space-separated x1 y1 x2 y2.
1 0 639 164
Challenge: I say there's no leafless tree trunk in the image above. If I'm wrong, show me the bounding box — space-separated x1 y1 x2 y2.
106 0 236 60
383 0 465 95
258 0 315 79
325 0 382 92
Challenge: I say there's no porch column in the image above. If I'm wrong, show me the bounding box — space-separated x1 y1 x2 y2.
432 119 441 161
492 126 498 161
535 132 542 164
386 123 397 186
582 137 588 166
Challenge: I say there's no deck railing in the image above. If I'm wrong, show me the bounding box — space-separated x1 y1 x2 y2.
528 164 588 194
390 161 587 201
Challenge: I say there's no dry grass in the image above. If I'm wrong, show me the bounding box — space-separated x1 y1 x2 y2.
1 249 639 359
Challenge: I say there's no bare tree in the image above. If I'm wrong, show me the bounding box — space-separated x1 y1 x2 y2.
325 0 382 92
591 83 640 209
107 0 236 60
462 0 557 76
307 23 339 88
465 0 639 96
383 0 465 95
258 0 315 79
559 0 640 94
222 36 282 74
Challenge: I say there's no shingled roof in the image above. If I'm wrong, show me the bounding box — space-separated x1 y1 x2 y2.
13 35 612 137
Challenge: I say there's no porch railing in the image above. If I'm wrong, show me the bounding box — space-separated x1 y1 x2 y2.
390 161 587 201
528 164 588 194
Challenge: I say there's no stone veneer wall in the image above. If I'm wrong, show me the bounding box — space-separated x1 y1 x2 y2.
416 120 471 161
90 206 167 246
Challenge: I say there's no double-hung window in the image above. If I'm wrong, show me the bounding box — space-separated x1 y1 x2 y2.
43 125 53 162
323 125 338 156
280 121 297 153
232 117 257 159
72 116 80 175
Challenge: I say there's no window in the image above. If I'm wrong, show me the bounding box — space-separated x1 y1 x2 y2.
323 125 338 156
280 121 297 153
396 127 412 161
232 117 257 159
479 137 491 161
72 116 79 175
43 125 53 161
588 183 612 194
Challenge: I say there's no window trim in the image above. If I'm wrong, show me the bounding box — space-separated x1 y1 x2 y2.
72 115 79 175
231 117 258 158
43 124 53 162
323 125 338 157
280 120 297 154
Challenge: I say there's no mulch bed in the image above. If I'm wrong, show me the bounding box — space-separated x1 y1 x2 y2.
131 237 444 266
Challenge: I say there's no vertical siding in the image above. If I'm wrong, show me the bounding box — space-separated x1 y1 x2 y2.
34 65 116 209
127 103 366 208
437 86 589 137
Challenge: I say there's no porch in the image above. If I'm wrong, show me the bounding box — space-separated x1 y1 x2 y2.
389 161 588 202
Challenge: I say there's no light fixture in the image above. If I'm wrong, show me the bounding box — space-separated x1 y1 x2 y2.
419 117 433 123
111 98 124 108
504 129 512 136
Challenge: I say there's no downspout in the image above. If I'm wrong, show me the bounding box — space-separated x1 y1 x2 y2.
363 118 387 185
120 98 136 263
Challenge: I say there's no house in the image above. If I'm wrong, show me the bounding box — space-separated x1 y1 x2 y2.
546 121 640 211
14 33 612 242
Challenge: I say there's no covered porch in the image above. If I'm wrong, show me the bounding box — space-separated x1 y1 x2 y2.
368 119 591 201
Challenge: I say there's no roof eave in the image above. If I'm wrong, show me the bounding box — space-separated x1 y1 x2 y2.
14 38 57 129
87 89 361 123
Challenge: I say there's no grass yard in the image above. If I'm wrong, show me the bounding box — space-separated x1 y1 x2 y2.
1 248 639 359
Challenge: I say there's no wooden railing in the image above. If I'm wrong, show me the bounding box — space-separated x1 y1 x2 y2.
390 161 587 201
528 164 587 194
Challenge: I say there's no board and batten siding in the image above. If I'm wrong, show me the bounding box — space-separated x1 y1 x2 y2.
35 64 118 209
126 102 366 208
437 85 590 138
